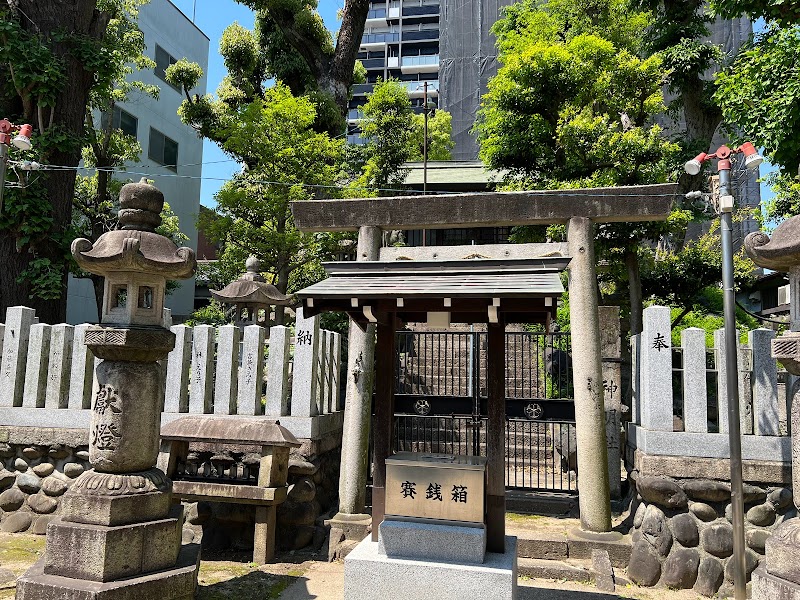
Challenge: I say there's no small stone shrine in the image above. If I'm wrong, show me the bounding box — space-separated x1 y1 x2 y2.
746 218 800 599
295 257 571 599
211 256 293 329
16 179 199 599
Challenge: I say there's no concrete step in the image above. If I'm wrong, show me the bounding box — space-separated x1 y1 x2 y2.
514 530 632 568
518 557 592 583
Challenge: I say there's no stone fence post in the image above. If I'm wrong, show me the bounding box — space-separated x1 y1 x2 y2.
0 306 36 407
291 307 320 417
189 324 214 414
681 327 708 433
23 323 51 408
165 325 192 413
640 306 673 431
599 306 622 499
214 324 240 415
714 328 750 434
238 324 266 416
265 325 291 417
750 328 778 436
68 324 94 409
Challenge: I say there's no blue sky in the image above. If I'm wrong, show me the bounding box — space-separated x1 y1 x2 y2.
169 0 343 207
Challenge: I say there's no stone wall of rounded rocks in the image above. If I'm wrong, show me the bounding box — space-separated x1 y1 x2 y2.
628 474 795 597
0 442 90 535
181 447 341 553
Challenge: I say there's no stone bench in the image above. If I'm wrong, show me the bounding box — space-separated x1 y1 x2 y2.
157 415 301 564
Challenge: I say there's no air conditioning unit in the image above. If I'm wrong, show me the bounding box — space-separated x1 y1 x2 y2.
778 284 790 306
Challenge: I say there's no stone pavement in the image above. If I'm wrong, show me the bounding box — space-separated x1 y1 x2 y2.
276 559 711 599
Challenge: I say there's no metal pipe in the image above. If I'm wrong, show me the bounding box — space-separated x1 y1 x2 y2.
718 165 747 600
0 139 8 214
423 81 428 195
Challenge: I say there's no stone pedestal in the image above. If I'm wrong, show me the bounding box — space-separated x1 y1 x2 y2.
345 535 518 600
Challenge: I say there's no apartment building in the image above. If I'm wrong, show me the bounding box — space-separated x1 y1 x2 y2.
66 0 210 323
349 0 444 144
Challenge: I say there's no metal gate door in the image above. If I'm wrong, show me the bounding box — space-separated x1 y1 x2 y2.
392 330 577 493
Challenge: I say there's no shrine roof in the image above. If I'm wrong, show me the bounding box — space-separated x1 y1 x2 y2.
295 257 568 301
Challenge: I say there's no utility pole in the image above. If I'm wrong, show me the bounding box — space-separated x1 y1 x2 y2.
685 142 763 600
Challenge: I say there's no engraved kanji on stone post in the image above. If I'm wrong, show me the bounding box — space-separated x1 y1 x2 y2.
16 179 200 599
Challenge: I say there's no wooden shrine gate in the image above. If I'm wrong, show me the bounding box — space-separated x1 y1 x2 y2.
391 330 577 493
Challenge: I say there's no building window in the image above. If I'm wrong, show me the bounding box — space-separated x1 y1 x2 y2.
154 45 180 91
113 107 138 137
148 128 178 171
101 106 138 138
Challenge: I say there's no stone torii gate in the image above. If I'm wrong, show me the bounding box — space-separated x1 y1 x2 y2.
291 183 677 535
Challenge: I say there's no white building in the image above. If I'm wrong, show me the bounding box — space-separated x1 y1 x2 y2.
67 0 209 324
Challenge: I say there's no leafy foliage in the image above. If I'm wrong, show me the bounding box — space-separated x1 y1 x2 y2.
184 300 230 327
711 0 800 27
476 15 678 188
0 0 154 314
183 83 346 322
348 79 414 193
409 110 454 162
715 25 800 175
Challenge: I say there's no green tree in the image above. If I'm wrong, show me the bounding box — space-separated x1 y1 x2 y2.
236 0 371 134
187 84 345 324
409 110 455 161
0 1 147 322
712 0 800 26
348 79 415 194
639 212 757 328
631 0 725 180
168 2 369 137
475 0 682 332
714 23 800 222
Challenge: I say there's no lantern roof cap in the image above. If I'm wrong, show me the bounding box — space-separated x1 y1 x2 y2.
71 179 196 280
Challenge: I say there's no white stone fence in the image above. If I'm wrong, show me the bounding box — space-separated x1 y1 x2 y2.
0 306 342 439
628 305 791 463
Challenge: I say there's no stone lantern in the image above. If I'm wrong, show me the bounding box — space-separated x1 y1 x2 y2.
211 256 293 329
746 217 800 598
16 179 199 599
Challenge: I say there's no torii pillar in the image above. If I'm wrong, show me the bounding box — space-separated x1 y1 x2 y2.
329 226 381 539
292 183 676 535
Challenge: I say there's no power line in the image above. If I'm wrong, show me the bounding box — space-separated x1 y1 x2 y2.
10 160 685 199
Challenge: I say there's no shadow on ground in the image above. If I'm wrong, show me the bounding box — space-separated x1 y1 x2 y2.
519 587 620 600
198 569 303 600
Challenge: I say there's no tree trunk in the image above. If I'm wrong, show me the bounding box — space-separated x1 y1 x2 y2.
0 2 111 323
273 262 291 326
625 250 643 336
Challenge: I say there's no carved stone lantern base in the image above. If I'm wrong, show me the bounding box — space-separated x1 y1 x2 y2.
753 520 800 598
16 469 199 598
16 546 199 600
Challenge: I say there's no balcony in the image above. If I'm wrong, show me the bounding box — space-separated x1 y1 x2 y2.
402 5 439 17
401 54 439 74
361 58 386 69
352 83 374 96
402 29 439 42
366 8 387 20
401 80 439 97
361 32 400 46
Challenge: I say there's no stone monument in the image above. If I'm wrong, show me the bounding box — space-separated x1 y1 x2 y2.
16 179 200 599
746 218 800 598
